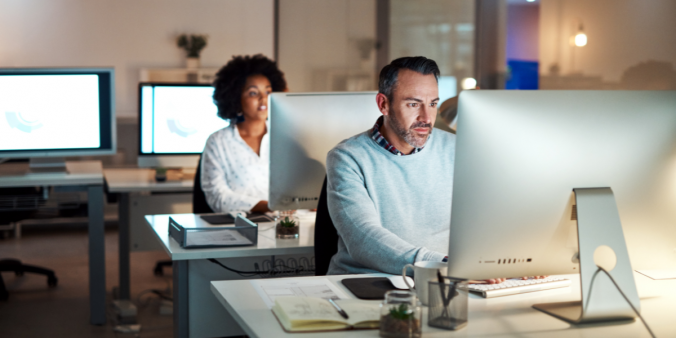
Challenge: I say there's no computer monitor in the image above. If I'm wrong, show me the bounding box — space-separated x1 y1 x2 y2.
0 67 115 172
268 92 382 210
137 83 229 168
448 90 676 324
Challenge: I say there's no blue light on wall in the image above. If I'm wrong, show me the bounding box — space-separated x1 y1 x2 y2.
506 60 539 90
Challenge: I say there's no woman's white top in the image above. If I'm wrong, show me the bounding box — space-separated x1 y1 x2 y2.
201 124 269 214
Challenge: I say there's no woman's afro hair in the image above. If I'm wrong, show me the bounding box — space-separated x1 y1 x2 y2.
212 54 287 121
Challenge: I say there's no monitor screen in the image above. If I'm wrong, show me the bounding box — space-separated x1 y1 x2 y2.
447 90 676 280
138 83 229 156
268 92 382 210
0 68 114 158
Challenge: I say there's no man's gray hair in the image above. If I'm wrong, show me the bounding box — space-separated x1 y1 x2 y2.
378 56 440 101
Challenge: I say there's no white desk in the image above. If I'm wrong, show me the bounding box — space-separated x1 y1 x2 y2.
211 273 676 337
104 168 193 302
0 161 107 325
145 212 316 338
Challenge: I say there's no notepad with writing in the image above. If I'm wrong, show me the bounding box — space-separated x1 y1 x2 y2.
271 296 380 332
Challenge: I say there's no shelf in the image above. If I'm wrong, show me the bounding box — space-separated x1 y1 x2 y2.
140 68 220 84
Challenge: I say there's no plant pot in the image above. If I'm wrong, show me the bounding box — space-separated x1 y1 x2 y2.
379 290 422 338
276 215 300 239
155 168 167 182
186 57 200 69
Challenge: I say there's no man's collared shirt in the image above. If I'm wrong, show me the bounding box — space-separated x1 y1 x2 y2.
370 116 425 156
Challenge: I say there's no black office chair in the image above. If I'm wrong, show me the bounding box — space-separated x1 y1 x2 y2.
0 259 58 301
314 177 340 276
154 154 213 276
0 187 58 300
192 154 215 214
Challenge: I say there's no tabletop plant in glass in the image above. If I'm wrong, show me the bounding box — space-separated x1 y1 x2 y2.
380 290 422 338
275 211 299 239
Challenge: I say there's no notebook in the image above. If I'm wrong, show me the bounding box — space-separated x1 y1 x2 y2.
271 296 380 332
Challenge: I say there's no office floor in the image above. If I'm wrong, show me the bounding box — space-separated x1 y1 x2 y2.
0 224 174 337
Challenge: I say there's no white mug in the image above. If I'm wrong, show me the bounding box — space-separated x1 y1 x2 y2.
402 261 448 306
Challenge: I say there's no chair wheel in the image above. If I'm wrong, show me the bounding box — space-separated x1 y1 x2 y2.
48 276 58 287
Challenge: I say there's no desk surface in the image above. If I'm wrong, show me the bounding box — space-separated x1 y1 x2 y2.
211 273 675 337
0 161 103 187
145 212 316 260
104 168 193 193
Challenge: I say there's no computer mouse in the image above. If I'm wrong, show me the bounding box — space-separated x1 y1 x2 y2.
387 275 414 289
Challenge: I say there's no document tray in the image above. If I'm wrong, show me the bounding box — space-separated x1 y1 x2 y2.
168 214 258 249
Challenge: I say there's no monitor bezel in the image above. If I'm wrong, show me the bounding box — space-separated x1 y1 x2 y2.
137 82 218 157
0 67 116 158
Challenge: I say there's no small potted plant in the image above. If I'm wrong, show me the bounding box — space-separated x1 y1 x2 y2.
177 34 208 69
154 167 167 182
380 292 422 338
275 212 300 239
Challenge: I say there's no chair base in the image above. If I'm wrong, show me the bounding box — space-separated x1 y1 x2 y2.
0 258 58 301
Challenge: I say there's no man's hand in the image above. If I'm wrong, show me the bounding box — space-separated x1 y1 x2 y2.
471 276 549 284
520 276 548 280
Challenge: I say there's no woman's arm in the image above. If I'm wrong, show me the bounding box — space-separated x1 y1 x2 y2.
200 134 264 213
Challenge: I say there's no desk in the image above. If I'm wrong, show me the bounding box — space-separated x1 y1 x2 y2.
104 168 192 303
0 161 107 325
145 212 316 338
211 273 676 337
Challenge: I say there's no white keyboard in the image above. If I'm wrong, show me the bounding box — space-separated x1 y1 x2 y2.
468 277 571 298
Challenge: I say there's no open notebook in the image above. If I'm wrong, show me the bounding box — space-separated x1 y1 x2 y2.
271 296 380 332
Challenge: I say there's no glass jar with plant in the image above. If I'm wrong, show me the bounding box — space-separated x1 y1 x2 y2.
154 167 167 182
379 290 422 338
275 211 300 239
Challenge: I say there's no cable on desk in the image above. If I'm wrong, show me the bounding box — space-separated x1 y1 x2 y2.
595 266 656 338
208 258 262 277
208 257 315 277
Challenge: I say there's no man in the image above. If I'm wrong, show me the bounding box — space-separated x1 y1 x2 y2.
326 56 454 275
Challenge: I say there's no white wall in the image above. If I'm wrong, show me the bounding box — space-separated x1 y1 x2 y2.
0 0 274 117
539 0 676 82
278 0 376 92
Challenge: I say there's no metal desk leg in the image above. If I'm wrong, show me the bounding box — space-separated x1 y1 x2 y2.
88 184 106 325
118 193 131 300
174 260 189 338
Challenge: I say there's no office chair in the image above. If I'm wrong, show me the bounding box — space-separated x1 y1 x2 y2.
0 187 58 300
192 154 215 214
314 177 339 276
0 259 58 301
153 154 213 276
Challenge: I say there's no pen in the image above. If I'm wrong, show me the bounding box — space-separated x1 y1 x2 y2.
328 298 349 319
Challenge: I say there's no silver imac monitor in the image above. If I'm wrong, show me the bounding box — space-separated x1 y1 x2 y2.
137 83 229 168
0 67 116 172
448 90 676 324
268 92 382 210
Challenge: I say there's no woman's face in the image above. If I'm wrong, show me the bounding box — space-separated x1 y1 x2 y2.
240 74 272 122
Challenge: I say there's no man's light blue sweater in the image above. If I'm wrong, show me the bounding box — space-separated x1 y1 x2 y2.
326 128 456 275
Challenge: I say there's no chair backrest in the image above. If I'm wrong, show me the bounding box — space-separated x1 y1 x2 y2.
192 154 215 214
314 177 339 276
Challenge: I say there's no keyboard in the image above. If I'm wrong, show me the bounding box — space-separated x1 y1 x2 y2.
468 277 571 298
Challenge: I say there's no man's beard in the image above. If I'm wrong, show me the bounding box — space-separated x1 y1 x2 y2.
389 113 433 149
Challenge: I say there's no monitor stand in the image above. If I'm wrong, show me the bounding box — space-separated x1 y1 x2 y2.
28 157 69 174
533 187 640 324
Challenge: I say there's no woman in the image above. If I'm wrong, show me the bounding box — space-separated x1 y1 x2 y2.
201 54 287 214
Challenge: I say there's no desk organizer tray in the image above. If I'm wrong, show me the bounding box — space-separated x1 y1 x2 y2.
169 214 258 249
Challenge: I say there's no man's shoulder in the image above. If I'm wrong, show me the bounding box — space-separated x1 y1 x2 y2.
328 130 373 158
429 128 457 149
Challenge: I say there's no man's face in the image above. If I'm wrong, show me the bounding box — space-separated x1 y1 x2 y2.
384 69 439 148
